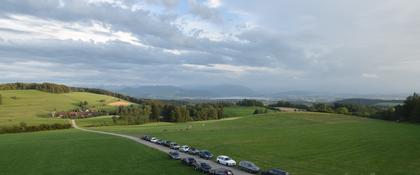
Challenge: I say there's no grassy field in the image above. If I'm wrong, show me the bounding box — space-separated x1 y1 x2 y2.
77 115 117 127
0 129 201 175
0 90 126 126
91 112 420 175
223 106 269 117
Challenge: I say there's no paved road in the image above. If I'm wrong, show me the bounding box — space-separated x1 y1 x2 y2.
71 120 252 175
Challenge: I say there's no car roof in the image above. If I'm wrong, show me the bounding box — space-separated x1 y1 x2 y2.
218 155 229 158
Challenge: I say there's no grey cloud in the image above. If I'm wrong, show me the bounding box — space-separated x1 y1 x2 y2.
0 0 419 93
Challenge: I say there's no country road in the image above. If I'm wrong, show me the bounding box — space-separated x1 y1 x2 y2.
71 120 252 175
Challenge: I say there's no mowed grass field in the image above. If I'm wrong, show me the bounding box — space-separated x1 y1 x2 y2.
223 106 269 117
92 112 420 175
0 129 201 175
0 90 127 126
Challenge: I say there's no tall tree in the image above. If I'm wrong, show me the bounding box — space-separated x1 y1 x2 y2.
150 104 161 121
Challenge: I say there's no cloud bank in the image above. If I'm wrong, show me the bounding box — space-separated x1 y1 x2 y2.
0 0 419 94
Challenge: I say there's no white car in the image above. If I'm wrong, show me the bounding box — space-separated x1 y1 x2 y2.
216 155 236 166
150 137 158 143
179 145 190 152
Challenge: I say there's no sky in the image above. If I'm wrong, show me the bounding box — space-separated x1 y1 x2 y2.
0 0 419 94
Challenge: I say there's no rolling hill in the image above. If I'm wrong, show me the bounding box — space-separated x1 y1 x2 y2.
0 90 127 127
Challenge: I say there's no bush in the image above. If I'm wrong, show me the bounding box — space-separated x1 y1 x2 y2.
0 123 72 134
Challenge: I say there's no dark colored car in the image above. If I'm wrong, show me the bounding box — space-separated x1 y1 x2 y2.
261 168 288 175
141 135 151 141
198 150 213 159
187 147 200 155
168 151 180 160
238 161 260 174
181 157 197 166
163 141 172 147
209 168 234 175
157 139 165 145
193 162 212 173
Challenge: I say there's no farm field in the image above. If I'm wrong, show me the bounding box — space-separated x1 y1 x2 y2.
223 106 270 117
0 129 200 175
91 112 420 175
0 90 127 126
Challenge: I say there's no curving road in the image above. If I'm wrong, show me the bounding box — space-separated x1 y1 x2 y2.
71 120 252 175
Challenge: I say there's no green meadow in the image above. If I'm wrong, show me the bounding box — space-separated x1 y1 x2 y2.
222 106 269 117
0 129 200 175
0 90 124 126
92 112 420 175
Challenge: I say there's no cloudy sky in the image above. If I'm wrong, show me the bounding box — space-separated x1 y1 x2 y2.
0 0 419 94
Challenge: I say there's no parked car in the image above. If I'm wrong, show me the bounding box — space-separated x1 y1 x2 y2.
141 135 151 141
150 137 158 143
187 147 200 155
179 145 190 152
261 168 289 175
209 168 234 175
181 157 197 166
163 141 172 147
157 139 165 145
216 155 236 166
193 162 212 173
168 151 181 160
238 161 260 174
198 150 213 159
170 142 180 149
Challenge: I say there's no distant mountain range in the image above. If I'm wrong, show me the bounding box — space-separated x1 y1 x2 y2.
116 84 259 99
108 84 408 102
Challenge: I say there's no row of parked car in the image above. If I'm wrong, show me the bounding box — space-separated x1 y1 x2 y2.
141 135 289 175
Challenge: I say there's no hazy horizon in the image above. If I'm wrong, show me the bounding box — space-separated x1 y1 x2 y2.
1 0 420 94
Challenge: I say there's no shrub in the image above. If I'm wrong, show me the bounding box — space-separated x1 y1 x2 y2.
0 123 72 134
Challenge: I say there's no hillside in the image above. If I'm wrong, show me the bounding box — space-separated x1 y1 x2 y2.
0 90 128 127
95 112 420 175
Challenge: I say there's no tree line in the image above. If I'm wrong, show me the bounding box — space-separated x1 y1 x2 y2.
0 82 148 105
0 83 72 93
0 122 72 134
111 103 224 125
270 93 420 123
236 99 264 106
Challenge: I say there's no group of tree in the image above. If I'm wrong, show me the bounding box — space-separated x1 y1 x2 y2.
268 101 309 110
308 103 379 117
0 82 146 104
0 82 72 93
236 99 264 107
0 122 72 134
112 103 224 125
269 93 420 124
386 93 420 122
78 101 89 110
253 108 269 114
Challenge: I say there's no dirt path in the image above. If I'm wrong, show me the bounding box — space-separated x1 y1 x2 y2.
71 120 251 175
